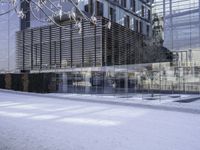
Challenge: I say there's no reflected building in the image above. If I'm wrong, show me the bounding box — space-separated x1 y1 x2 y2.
17 0 172 72
1 0 200 94
153 0 200 65
14 0 174 94
0 3 19 72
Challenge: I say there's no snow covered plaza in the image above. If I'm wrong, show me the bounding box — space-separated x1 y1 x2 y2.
0 90 200 150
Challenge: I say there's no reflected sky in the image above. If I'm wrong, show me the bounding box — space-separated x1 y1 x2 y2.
0 4 19 71
153 0 200 51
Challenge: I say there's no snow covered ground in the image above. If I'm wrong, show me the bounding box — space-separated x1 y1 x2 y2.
0 91 200 150
47 92 200 108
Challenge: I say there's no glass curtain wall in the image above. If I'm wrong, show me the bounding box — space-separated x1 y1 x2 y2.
0 3 19 72
1 0 200 102
148 0 200 99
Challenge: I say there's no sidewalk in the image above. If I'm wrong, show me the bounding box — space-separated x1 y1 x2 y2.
47 93 200 114
1 89 200 114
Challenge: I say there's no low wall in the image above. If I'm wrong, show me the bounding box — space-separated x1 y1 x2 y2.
0 73 58 93
0 73 199 94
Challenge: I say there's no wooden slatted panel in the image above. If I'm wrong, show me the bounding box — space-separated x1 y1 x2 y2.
95 21 103 67
16 17 151 71
24 30 31 70
72 26 82 67
16 31 23 70
83 21 95 67
102 18 145 66
32 29 41 70
61 22 72 68
51 26 61 67
41 26 50 69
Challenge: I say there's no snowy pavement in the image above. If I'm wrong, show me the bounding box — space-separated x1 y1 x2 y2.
43 92 200 115
0 91 200 150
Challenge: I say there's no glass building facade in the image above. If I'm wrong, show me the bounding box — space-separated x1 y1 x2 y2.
153 0 200 64
28 0 152 34
0 3 19 72
1 0 200 98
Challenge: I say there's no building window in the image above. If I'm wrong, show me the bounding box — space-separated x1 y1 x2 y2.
130 0 136 12
141 5 145 17
148 9 151 21
121 0 126 8
139 21 143 34
85 4 89 12
124 15 130 28
147 25 149 36
110 7 116 22
89 0 93 14
134 19 138 32
96 1 104 16
113 0 120 4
